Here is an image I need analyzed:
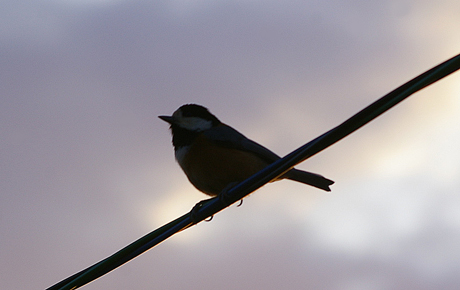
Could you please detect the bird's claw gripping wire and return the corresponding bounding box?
[218,182,240,205]
[190,198,214,223]
[190,182,243,223]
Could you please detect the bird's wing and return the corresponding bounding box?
[203,125,281,163]
[204,125,335,191]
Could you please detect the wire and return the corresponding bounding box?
[46,53,460,290]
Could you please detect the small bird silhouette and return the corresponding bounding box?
[159,104,334,196]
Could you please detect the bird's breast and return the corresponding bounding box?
[174,134,269,196]
[174,145,190,169]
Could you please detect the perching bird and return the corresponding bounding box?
[159,104,333,196]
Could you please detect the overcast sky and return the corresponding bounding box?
[2,1,460,289]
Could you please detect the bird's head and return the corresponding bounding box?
[159,104,221,132]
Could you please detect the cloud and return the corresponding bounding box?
[1,1,460,289]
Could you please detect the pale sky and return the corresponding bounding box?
[2,1,460,289]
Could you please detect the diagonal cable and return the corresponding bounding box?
[46,53,460,290]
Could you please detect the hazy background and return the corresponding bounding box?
[2,1,460,289]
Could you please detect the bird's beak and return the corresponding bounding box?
[158,115,175,124]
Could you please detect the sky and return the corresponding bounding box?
[1,0,460,289]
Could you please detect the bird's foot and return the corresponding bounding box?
[218,182,241,206]
[190,198,214,223]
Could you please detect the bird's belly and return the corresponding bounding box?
[178,141,269,196]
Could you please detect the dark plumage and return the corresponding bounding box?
[160,104,334,195]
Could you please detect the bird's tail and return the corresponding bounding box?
[282,169,334,192]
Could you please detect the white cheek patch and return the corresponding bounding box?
[180,117,213,131]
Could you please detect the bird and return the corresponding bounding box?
[159,104,334,196]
